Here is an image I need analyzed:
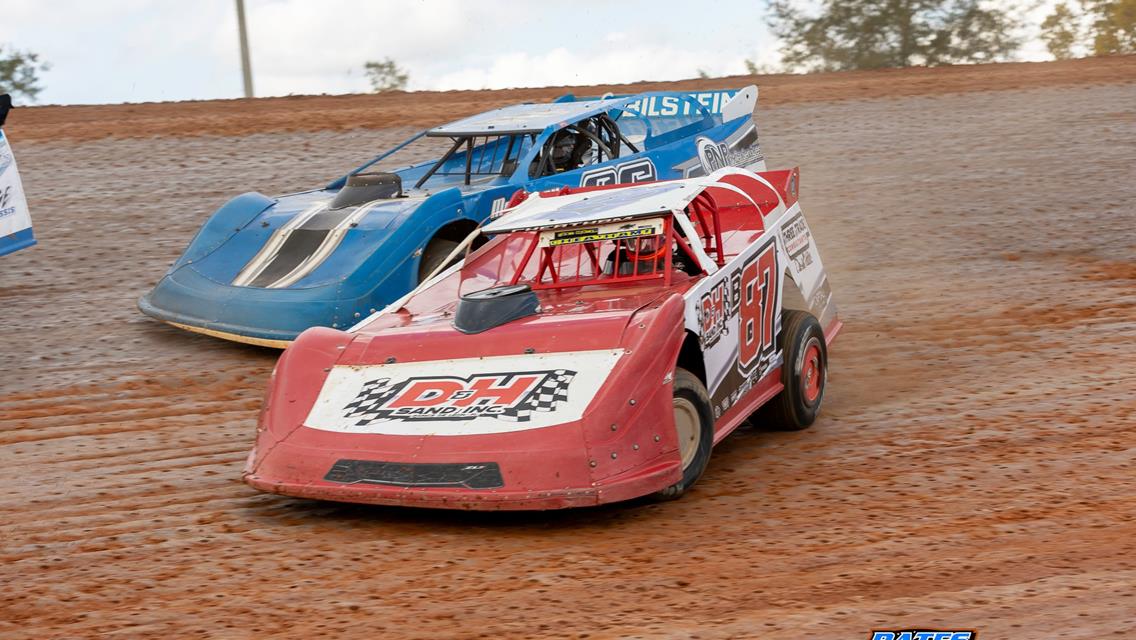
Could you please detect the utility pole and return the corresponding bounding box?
[236,0,254,98]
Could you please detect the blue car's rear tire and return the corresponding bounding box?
[418,238,459,283]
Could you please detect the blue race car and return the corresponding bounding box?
[139,86,766,346]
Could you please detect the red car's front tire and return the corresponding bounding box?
[654,367,714,500]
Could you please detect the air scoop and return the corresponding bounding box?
[453,284,540,334]
[331,171,402,209]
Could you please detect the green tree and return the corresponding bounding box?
[364,57,408,93]
[768,0,1023,72]
[744,58,781,74]
[1041,3,1082,59]
[0,44,49,102]
[1086,0,1136,54]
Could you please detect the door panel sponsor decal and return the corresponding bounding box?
[685,235,782,418]
[780,212,813,271]
[304,349,624,435]
[695,135,765,176]
[776,205,838,329]
[489,197,507,218]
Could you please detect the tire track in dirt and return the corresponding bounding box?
[0,63,1133,639]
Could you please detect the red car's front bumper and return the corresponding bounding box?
[243,461,678,510]
[243,298,689,510]
[242,436,681,510]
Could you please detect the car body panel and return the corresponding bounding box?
[141,87,767,344]
[243,167,840,509]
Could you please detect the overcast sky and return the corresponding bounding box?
[2,0,1055,106]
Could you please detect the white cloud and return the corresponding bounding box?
[427,39,773,91]
[232,0,532,96]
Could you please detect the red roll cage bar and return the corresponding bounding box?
[503,183,728,290]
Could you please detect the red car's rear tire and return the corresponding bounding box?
[654,367,714,500]
[753,309,827,431]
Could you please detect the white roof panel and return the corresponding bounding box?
[429,98,628,136]
[483,181,701,233]
[483,167,778,234]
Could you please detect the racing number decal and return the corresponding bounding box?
[580,158,657,187]
[738,243,777,369]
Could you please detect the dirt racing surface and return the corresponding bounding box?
[1,58,1134,638]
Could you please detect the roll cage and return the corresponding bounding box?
[500,184,729,290]
[527,114,640,178]
[328,90,727,192]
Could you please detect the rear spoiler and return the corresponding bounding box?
[759,167,800,207]
[0,94,11,128]
[554,86,757,122]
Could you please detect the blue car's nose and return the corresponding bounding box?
[139,265,345,344]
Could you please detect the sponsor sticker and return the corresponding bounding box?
[539,218,662,248]
[779,212,814,271]
[545,222,658,248]
[343,370,575,424]
[304,350,624,436]
[871,632,975,640]
[695,136,765,175]
[623,90,737,117]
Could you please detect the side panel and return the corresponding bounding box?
[771,205,839,332]
[675,119,765,179]
[683,228,785,421]
[0,130,34,257]
[682,201,839,422]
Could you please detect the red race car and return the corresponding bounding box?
[243,167,841,509]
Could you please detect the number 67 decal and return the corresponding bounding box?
[738,242,778,370]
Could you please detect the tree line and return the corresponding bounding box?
[2,2,1133,103]
[761,0,1133,73]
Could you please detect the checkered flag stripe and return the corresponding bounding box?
[498,369,575,422]
[343,378,401,426]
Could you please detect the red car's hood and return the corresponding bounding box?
[294,288,666,437]
[339,283,674,364]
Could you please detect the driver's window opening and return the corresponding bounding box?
[530,114,640,178]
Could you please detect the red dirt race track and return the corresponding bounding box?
[1,58,1134,639]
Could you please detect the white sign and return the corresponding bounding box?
[304,349,625,436]
[0,130,34,256]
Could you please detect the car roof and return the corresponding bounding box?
[427,96,633,137]
[483,181,706,233]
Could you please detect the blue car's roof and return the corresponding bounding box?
[427,96,632,136]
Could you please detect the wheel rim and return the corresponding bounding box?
[672,396,702,470]
[801,337,824,406]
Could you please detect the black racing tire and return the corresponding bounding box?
[753,309,828,431]
[417,238,460,283]
[654,367,715,500]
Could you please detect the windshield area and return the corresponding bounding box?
[347,132,535,191]
[416,133,535,187]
